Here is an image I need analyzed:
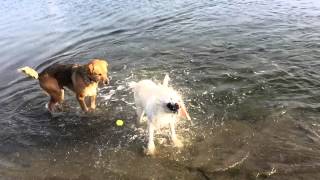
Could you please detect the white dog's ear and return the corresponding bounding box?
[163,74,170,87]
[178,102,191,121]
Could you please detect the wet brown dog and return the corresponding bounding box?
[19,59,109,112]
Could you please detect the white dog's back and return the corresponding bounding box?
[130,80,161,110]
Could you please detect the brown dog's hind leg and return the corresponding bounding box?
[48,96,59,112]
[39,75,64,112]
[60,89,64,102]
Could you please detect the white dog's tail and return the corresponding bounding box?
[163,74,170,87]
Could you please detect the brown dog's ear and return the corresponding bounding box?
[88,63,94,74]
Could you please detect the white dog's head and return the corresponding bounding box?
[157,85,191,120]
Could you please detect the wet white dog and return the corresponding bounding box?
[129,75,191,155]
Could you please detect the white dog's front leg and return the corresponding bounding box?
[146,123,156,155]
[136,107,145,125]
[138,110,145,124]
[170,122,183,148]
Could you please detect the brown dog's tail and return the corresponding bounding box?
[18,66,39,79]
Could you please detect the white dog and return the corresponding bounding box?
[129,75,191,155]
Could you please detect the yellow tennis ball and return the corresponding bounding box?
[116,119,124,126]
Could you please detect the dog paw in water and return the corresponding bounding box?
[87,108,96,113]
[144,143,156,156]
[46,103,63,113]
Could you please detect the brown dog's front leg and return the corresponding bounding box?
[90,95,96,111]
[76,93,88,112]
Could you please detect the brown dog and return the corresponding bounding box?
[18,59,109,112]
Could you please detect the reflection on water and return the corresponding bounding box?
[1,0,320,179]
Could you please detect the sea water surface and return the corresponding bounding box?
[1,0,320,179]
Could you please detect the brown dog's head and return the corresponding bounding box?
[87,59,109,85]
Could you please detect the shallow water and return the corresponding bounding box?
[1,0,320,179]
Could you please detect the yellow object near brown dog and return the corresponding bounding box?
[116,119,124,126]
